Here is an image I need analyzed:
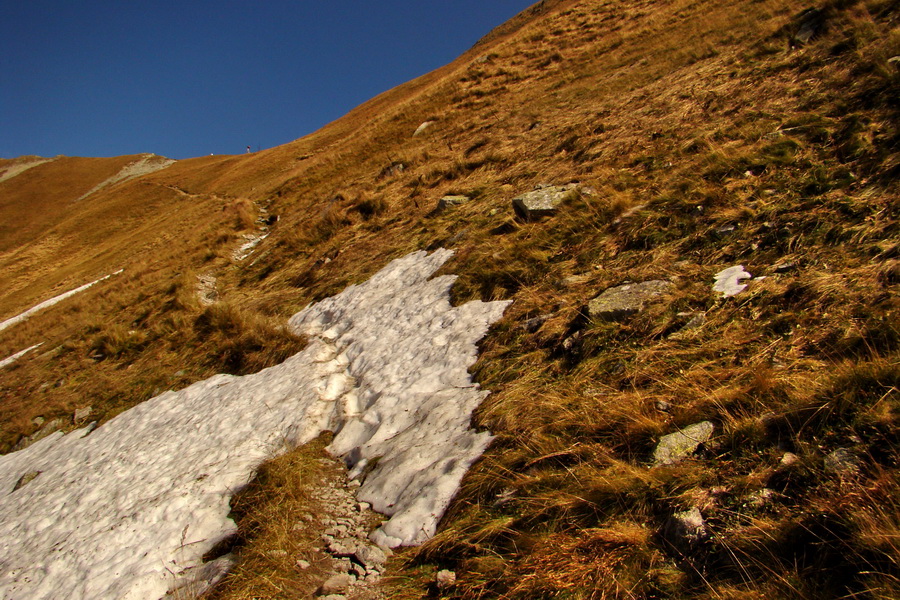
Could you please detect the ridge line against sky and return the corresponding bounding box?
[1,1,533,160]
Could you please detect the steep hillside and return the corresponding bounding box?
[1,0,898,598]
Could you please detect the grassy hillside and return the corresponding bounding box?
[2,0,898,597]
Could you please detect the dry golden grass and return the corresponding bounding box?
[2,0,899,597]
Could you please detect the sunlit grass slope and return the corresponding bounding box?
[2,0,899,597]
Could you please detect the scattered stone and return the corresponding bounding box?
[713,265,752,297]
[13,418,64,451]
[714,225,736,237]
[353,544,387,568]
[297,559,311,570]
[522,314,551,333]
[437,195,470,211]
[773,262,797,273]
[318,573,352,596]
[319,596,346,600]
[656,400,672,412]
[356,501,370,512]
[436,569,457,589]
[32,417,45,427]
[824,448,861,476]
[653,422,714,466]
[670,312,706,339]
[665,507,708,547]
[196,274,219,306]
[588,280,674,321]
[793,8,825,45]
[512,184,578,220]
[780,452,801,468]
[73,406,92,423]
[413,121,435,136]
[12,471,41,492]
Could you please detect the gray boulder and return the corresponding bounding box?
[653,421,714,466]
[588,280,674,321]
[512,185,578,220]
[317,573,352,596]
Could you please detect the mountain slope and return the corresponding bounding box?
[1,0,898,598]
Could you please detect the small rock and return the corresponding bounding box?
[713,265,752,297]
[773,262,797,273]
[297,559,311,570]
[793,8,825,45]
[588,280,674,321]
[354,544,388,567]
[824,448,861,476]
[436,569,457,589]
[73,406,92,423]
[656,400,672,412]
[413,121,435,136]
[437,195,470,211]
[669,312,706,339]
[653,422,715,466]
[522,314,551,333]
[319,596,346,600]
[666,507,708,546]
[12,471,41,492]
[512,185,578,221]
[780,452,801,467]
[32,417,45,427]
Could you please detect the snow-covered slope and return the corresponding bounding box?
[0,250,508,599]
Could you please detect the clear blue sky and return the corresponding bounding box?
[1,1,533,160]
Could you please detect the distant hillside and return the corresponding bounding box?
[1,0,897,598]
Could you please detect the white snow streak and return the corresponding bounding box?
[0,270,123,334]
[0,344,43,369]
[0,250,509,599]
[0,157,56,184]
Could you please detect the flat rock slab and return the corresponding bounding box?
[588,280,674,321]
[437,195,470,211]
[512,185,577,220]
[653,421,714,465]
[713,265,751,297]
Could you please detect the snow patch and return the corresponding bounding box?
[0,270,123,333]
[0,343,43,369]
[713,265,752,297]
[76,154,175,201]
[0,250,509,599]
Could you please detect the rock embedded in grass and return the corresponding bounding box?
[436,195,470,211]
[588,280,674,321]
[665,507,708,547]
[653,421,714,466]
[511,184,578,220]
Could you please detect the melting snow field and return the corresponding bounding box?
[0,250,509,599]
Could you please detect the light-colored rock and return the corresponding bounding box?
[297,559,311,570]
[653,421,714,466]
[588,280,674,321]
[437,195,470,211]
[436,569,457,589]
[318,573,352,596]
[512,185,577,220]
[73,407,92,423]
[353,544,387,567]
[713,265,752,297]
[779,452,801,467]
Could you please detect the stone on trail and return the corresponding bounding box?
[437,195,470,211]
[653,421,714,466]
[713,265,752,297]
[512,184,578,220]
[588,280,674,321]
[317,573,352,596]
